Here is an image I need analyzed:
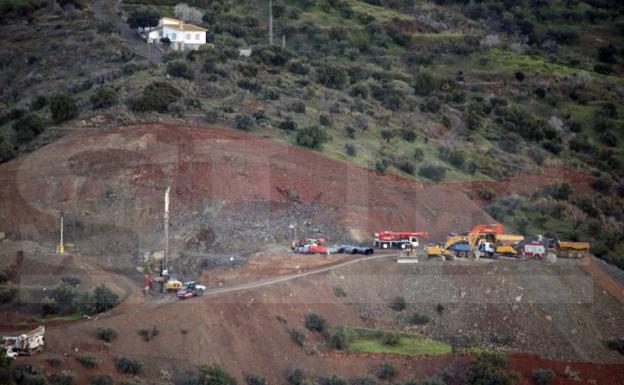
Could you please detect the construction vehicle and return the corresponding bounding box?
[2,326,45,358]
[292,239,329,254]
[552,240,591,258]
[517,236,590,259]
[474,234,525,258]
[163,274,183,292]
[373,231,428,249]
[425,224,505,259]
[176,282,206,299]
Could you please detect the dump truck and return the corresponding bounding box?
[292,239,329,254]
[554,240,591,258]
[3,326,45,358]
[517,236,590,259]
[373,231,428,249]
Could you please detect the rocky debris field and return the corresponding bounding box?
[331,258,624,363]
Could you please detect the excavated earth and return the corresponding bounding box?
[0,123,493,270]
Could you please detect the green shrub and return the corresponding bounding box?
[205,109,218,123]
[246,375,267,385]
[375,160,386,174]
[90,375,112,385]
[127,7,160,29]
[545,182,571,200]
[436,303,445,315]
[382,332,401,346]
[96,327,117,342]
[60,276,80,287]
[599,131,618,147]
[328,327,349,350]
[50,371,75,385]
[168,101,185,117]
[594,63,612,75]
[50,94,78,124]
[252,45,292,66]
[395,158,415,175]
[319,114,332,126]
[591,174,613,193]
[199,364,237,385]
[279,117,297,131]
[51,284,78,312]
[413,72,440,96]
[409,313,430,325]
[413,148,424,161]
[296,126,329,150]
[76,354,98,368]
[320,375,347,385]
[234,114,255,131]
[465,353,518,385]
[46,356,63,367]
[350,83,369,99]
[376,362,397,380]
[289,328,306,346]
[401,130,416,142]
[418,163,446,182]
[289,101,306,114]
[239,63,259,77]
[334,286,347,297]
[345,144,357,157]
[30,95,48,111]
[287,60,310,75]
[93,285,118,314]
[317,64,348,89]
[304,313,326,332]
[287,369,305,385]
[478,188,496,201]
[138,326,160,342]
[532,369,555,385]
[605,338,624,355]
[13,113,44,143]
[115,357,142,375]
[90,87,117,109]
[389,296,406,311]
[128,81,182,113]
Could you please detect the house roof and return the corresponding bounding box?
[160,16,208,32]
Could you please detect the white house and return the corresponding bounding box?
[147,17,208,51]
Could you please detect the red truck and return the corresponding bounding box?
[292,239,329,254]
[373,231,428,249]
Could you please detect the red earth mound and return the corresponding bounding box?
[0,124,493,259]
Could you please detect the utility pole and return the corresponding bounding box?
[57,212,64,254]
[163,186,170,273]
[268,0,274,45]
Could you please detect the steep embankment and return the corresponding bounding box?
[0,123,492,263]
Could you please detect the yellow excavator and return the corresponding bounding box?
[425,224,524,259]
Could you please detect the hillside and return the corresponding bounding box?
[1,0,624,268]
[1,2,624,384]
[0,123,492,268]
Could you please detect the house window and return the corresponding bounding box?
[195,33,200,40]
[186,33,191,41]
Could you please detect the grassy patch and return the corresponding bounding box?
[346,328,452,356]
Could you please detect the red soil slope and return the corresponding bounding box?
[0,124,493,258]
